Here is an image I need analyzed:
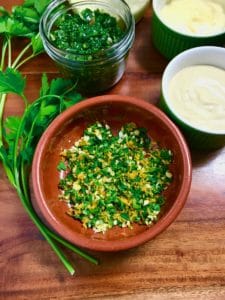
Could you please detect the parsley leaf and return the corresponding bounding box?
[2,116,22,165]
[0,6,9,16]
[62,91,84,109]
[23,0,36,8]
[4,116,21,135]
[48,78,84,108]
[32,33,44,55]
[39,75,83,108]
[49,78,75,96]
[39,73,50,97]
[34,0,51,15]
[57,161,67,171]
[0,68,26,96]
[0,17,32,37]
[3,74,83,165]
[12,6,39,24]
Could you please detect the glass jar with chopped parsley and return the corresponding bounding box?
[40,0,135,94]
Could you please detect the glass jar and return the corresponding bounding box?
[40,0,135,95]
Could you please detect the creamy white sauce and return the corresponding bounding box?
[168,65,225,132]
[159,0,225,36]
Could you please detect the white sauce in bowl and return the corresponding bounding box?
[159,0,225,36]
[169,65,225,132]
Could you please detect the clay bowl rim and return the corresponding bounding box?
[31,95,192,252]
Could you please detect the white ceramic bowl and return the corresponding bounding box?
[160,46,225,150]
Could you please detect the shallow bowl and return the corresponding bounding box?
[31,95,192,251]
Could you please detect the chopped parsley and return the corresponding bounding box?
[58,122,173,233]
[51,8,124,60]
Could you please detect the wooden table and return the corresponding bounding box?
[1,1,225,299]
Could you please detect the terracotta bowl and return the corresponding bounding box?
[31,95,192,252]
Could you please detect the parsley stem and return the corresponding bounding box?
[14,53,37,70]
[17,104,99,266]
[0,93,7,147]
[16,156,76,274]
[12,115,24,183]
[0,39,8,71]
[36,94,61,101]
[15,182,76,275]
[1,93,75,275]
[11,42,32,69]
[20,162,98,266]
[46,229,99,265]
[21,93,28,107]
[0,151,16,187]
[7,37,12,68]
[0,94,16,188]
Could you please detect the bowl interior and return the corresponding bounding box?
[32,96,191,251]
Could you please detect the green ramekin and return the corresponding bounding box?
[152,0,225,60]
[160,46,225,150]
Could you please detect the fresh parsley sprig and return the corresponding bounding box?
[0,0,98,275]
[0,72,98,275]
[0,0,50,144]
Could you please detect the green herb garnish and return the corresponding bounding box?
[58,122,173,233]
[0,0,98,275]
[51,8,124,60]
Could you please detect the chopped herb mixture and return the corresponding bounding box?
[51,8,124,60]
[58,122,173,233]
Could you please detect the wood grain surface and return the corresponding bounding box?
[1,1,225,299]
